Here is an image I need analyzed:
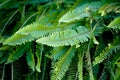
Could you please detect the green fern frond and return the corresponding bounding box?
[35,44,44,72]
[59,1,101,23]
[107,17,120,29]
[51,46,76,80]
[3,34,34,46]
[99,2,120,16]
[6,43,31,64]
[3,21,79,46]
[50,47,69,61]
[36,26,90,47]
[65,56,78,80]
[93,37,120,66]
[26,49,35,71]
[37,10,60,26]
[78,52,84,80]
[3,23,57,45]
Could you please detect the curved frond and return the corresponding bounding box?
[35,44,44,72]
[107,17,120,29]
[50,47,69,61]
[51,46,76,80]
[99,2,120,16]
[36,26,90,47]
[59,1,101,23]
[3,34,34,46]
[6,43,31,64]
[3,23,56,45]
[93,37,120,66]
[26,49,35,71]
[3,21,79,46]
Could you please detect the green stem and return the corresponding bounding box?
[78,52,84,80]
[0,10,19,35]
[1,64,5,80]
[0,0,10,8]
[20,12,37,28]
[11,63,14,80]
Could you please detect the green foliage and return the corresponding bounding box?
[93,36,120,66]
[107,17,120,29]
[35,44,44,72]
[59,1,101,23]
[26,49,35,71]
[36,26,90,47]
[6,43,31,64]
[0,0,120,80]
[51,46,76,80]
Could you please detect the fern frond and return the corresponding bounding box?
[6,43,31,64]
[3,23,57,45]
[35,44,44,72]
[26,49,35,71]
[59,1,101,23]
[3,21,80,46]
[65,55,78,80]
[99,2,120,16]
[50,47,69,61]
[37,10,59,26]
[107,17,120,29]
[78,52,84,80]
[51,46,76,80]
[36,26,90,47]
[93,37,120,66]
[3,34,34,46]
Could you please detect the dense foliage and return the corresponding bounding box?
[0,0,120,80]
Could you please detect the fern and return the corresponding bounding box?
[64,56,78,80]
[36,26,90,47]
[6,43,31,64]
[3,23,55,45]
[99,2,120,16]
[50,47,69,61]
[51,46,76,80]
[26,49,35,71]
[3,34,34,46]
[78,51,84,80]
[3,21,79,46]
[93,37,120,66]
[77,44,88,80]
[37,10,60,26]
[35,44,44,72]
[59,1,101,23]
[107,17,120,29]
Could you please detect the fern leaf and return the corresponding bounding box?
[99,2,120,16]
[107,17,120,29]
[93,37,120,66]
[36,26,90,47]
[3,34,34,46]
[51,46,76,80]
[3,21,79,46]
[26,49,35,71]
[35,44,44,72]
[6,43,31,64]
[50,47,69,61]
[78,52,84,80]
[65,56,78,80]
[59,1,101,23]
[37,10,59,26]
[3,23,55,45]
